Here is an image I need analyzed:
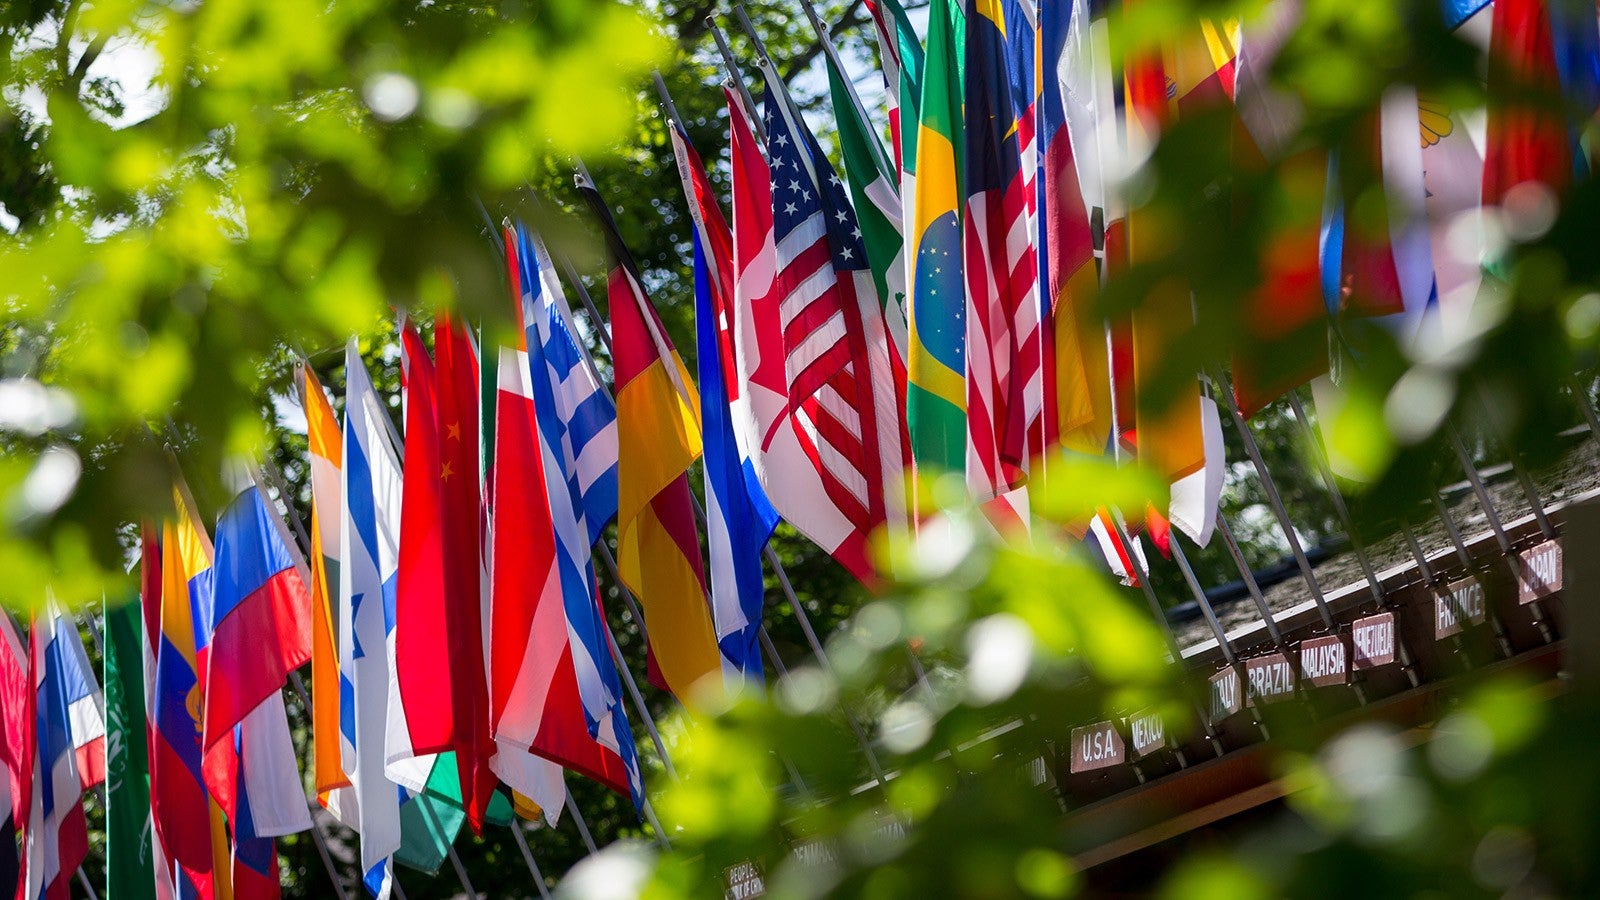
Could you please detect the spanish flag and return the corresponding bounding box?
[579,175,722,703]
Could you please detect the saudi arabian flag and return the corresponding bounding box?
[907,0,967,475]
[821,33,910,363]
[104,595,156,900]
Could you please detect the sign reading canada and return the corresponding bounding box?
[1299,635,1348,687]
[1351,613,1396,669]
[1245,653,1296,705]
[1209,668,1241,723]
[1516,541,1561,604]
[1070,721,1124,773]
[1128,709,1166,758]
[1435,578,1486,639]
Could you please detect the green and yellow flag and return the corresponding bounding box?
[907,0,967,479]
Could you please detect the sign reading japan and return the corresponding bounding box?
[1436,578,1486,639]
[1351,613,1396,669]
[1070,721,1125,773]
[1210,668,1241,723]
[1516,541,1561,604]
[1129,710,1166,758]
[1299,635,1347,686]
[1245,653,1296,705]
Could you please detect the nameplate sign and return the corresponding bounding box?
[1516,541,1561,604]
[1069,721,1125,773]
[1245,653,1296,705]
[1299,635,1348,687]
[725,862,766,899]
[1435,578,1486,639]
[1351,613,1396,669]
[1129,709,1166,758]
[1209,668,1242,723]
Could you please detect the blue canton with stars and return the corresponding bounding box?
[761,82,870,274]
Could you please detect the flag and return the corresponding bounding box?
[392,324,453,791]
[298,364,352,818]
[1038,0,1111,458]
[1482,0,1572,206]
[866,0,925,180]
[964,0,1042,505]
[1229,1,1333,417]
[199,483,313,839]
[340,340,465,898]
[1122,8,1206,529]
[578,173,722,702]
[693,228,779,684]
[433,314,496,833]
[151,489,223,898]
[0,613,23,899]
[907,0,968,478]
[820,18,913,366]
[754,64,907,578]
[105,590,158,900]
[25,599,104,900]
[666,120,780,684]
[499,224,643,807]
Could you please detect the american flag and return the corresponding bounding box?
[759,66,904,561]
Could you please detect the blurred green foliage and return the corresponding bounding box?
[6,0,1600,896]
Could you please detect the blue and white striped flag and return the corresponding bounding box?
[692,229,778,685]
[516,226,643,806]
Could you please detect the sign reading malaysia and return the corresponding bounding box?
[1070,721,1125,773]
[1435,578,1486,639]
[1245,653,1296,705]
[1299,635,1347,687]
[1516,541,1561,604]
[1209,668,1241,723]
[1129,710,1166,758]
[1351,613,1396,669]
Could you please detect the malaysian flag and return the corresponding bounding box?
[965,0,1043,508]
[755,62,906,580]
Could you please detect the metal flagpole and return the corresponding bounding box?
[707,19,765,142]
[76,868,100,900]
[1426,484,1516,658]
[1210,373,1338,631]
[1167,538,1273,737]
[509,822,555,900]
[538,185,892,793]
[1443,423,1556,643]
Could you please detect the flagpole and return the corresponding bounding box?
[509,822,556,900]
[1443,423,1557,644]
[75,868,99,900]
[538,189,892,794]
[707,19,765,142]
[1285,388,1427,688]
[795,0,896,177]
[1210,373,1339,632]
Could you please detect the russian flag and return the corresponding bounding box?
[200,484,314,830]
